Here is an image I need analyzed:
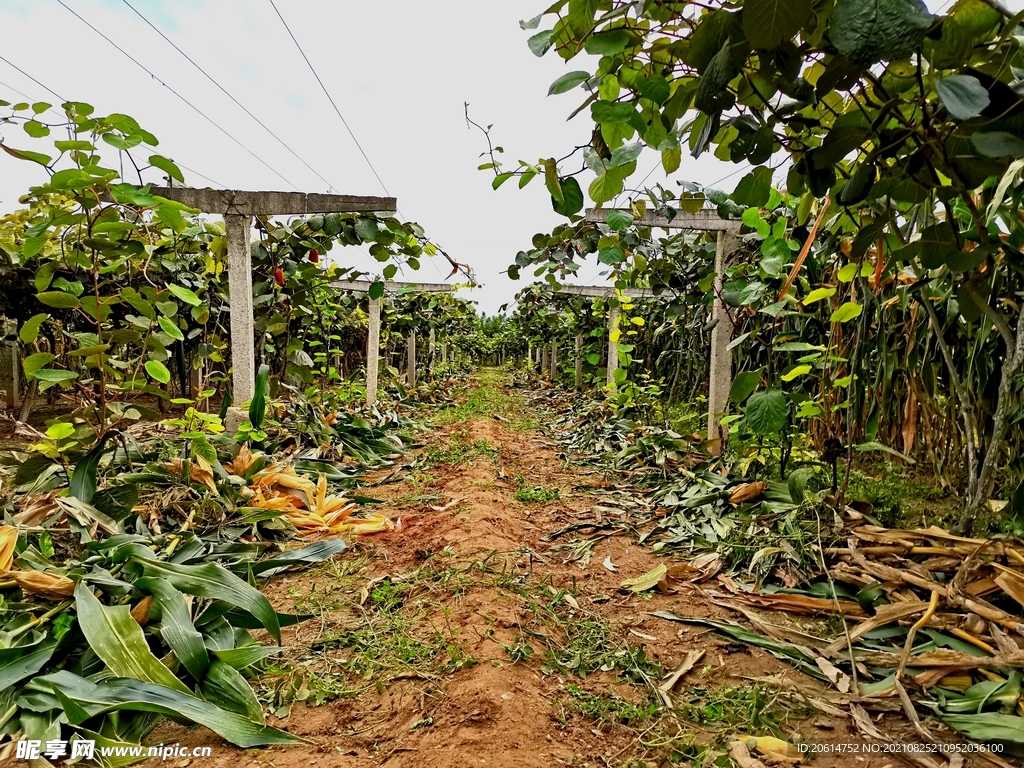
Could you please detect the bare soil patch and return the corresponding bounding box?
[142,389,894,768]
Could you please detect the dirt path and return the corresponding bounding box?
[146,373,877,768]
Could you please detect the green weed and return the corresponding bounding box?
[564,685,657,725]
[514,486,560,503]
[675,682,807,733]
[431,369,539,430]
[423,429,499,465]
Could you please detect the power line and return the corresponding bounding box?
[2,55,227,189]
[119,0,338,193]
[267,0,392,198]
[0,76,65,122]
[0,54,64,102]
[172,161,226,189]
[264,0,452,282]
[266,0,457,283]
[54,0,301,191]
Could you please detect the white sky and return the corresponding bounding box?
[0,0,1018,313]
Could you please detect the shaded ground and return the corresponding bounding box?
[143,373,915,768]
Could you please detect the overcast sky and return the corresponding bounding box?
[0,0,1016,313]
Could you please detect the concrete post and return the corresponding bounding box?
[549,341,558,381]
[540,343,549,379]
[575,335,583,389]
[407,331,416,388]
[428,327,436,370]
[225,213,254,431]
[366,297,381,406]
[607,303,620,390]
[708,230,740,445]
[442,342,449,365]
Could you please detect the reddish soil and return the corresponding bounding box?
[139,409,939,768]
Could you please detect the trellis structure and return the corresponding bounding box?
[146,187,395,427]
[573,208,741,442]
[328,280,455,405]
[553,285,654,389]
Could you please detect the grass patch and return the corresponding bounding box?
[674,682,804,732]
[563,685,658,725]
[315,577,476,682]
[423,428,499,465]
[514,485,561,504]
[846,463,946,527]
[431,368,539,430]
[501,587,662,684]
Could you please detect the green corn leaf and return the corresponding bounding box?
[941,712,1024,746]
[133,558,281,644]
[74,582,191,693]
[248,539,347,577]
[200,660,264,723]
[0,634,56,691]
[249,364,270,429]
[211,645,284,670]
[35,671,302,747]
[68,431,121,504]
[136,576,210,681]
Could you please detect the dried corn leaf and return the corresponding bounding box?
[0,525,15,574]
[994,572,1024,610]
[165,459,218,495]
[824,601,931,655]
[858,648,1024,669]
[728,740,768,768]
[224,444,256,476]
[728,481,767,505]
[11,570,76,600]
[721,590,866,617]
[14,491,61,527]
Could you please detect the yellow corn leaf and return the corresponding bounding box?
[224,444,256,476]
[341,514,394,535]
[0,525,16,574]
[737,735,803,764]
[131,595,153,625]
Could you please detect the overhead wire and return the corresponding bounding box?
[1,54,228,190]
[267,0,457,282]
[118,0,339,194]
[54,0,301,191]
[0,54,64,103]
[266,0,392,199]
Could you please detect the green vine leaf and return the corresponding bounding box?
[745,388,789,435]
[936,74,991,120]
[548,71,591,95]
[830,0,934,66]
[742,0,813,50]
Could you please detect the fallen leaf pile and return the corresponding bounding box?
[248,464,393,536]
[645,517,1024,766]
